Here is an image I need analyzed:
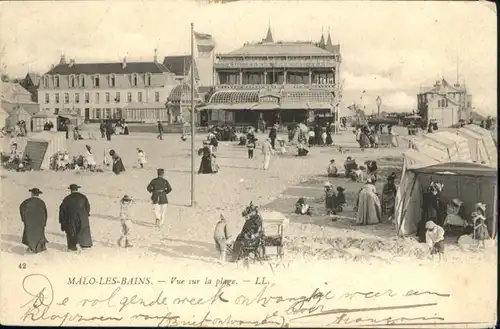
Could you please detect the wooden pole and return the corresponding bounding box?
[190,22,196,207]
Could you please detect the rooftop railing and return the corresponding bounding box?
[214,83,336,90]
[214,59,337,69]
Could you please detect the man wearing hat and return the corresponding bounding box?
[19,188,48,253]
[147,168,173,227]
[268,123,278,150]
[417,180,444,242]
[59,184,92,251]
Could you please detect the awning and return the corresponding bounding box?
[252,103,280,111]
[307,102,333,110]
[225,103,258,110]
[280,102,309,110]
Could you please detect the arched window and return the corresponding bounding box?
[94,74,100,87]
[109,74,116,87]
[80,75,85,88]
[133,74,138,87]
[70,75,75,88]
[55,75,60,88]
[145,73,152,86]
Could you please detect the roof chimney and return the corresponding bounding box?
[69,59,75,67]
[122,57,127,69]
[154,49,158,63]
[59,54,67,65]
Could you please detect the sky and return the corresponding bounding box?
[0,0,496,114]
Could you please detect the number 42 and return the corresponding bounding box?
[18,263,26,269]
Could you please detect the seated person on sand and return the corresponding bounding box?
[326,159,339,177]
[229,202,264,262]
[295,197,313,216]
[277,138,287,155]
[297,143,309,157]
[214,214,234,262]
[443,198,468,232]
[425,221,445,261]
[344,156,358,178]
[351,165,368,182]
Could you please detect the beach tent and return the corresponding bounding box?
[458,124,497,166]
[456,126,492,166]
[422,132,460,161]
[432,131,472,162]
[6,106,32,128]
[0,107,8,128]
[22,131,67,170]
[394,158,497,239]
[407,136,451,162]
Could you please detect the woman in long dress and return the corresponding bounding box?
[230,203,263,262]
[381,173,397,218]
[198,141,217,174]
[109,149,125,175]
[356,180,382,225]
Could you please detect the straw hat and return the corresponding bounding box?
[475,202,486,212]
[451,198,463,207]
[324,181,333,187]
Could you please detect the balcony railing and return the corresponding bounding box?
[214,59,337,69]
[214,83,336,90]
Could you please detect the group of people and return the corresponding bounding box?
[99,119,129,141]
[20,167,173,254]
[355,125,380,148]
[1,142,32,171]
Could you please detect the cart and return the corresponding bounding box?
[259,210,289,259]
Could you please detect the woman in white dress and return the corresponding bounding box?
[84,145,97,170]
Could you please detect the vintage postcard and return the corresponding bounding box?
[0,0,497,327]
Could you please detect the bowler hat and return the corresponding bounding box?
[68,184,81,190]
[29,187,43,195]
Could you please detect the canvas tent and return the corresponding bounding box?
[421,131,471,162]
[394,157,497,239]
[408,136,451,162]
[7,106,32,128]
[0,107,8,128]
[457,124,497,166]
[456,126,493,166]
[22,131,67,170]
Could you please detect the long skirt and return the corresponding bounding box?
[198,156,213,174]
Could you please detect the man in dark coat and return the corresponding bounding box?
[105,120,113,141]
[147,168,173,227]
[20,188,48,253]
[157,121,164,140]
[268,124,277,150]
[59,184,92,251]
[99,120,106,138]
[109,149,125,175]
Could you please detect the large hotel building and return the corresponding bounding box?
[200,27,342,125]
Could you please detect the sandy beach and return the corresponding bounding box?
[0,128,496,326]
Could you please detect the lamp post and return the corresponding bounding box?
[376,96,382,118]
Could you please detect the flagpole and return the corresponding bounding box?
[190,22,196,207]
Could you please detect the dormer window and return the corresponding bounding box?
[109,74,116,87]
[145,73,152,86]
[55,75,60,88]
[94,74,100,87]
[70,75,75,88]
[43,76,49,88]
[132,74,138,87]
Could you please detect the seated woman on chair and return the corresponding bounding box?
[229,202,264,262]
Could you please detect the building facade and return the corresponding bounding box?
[417,78,472,127]
[201,27,342,126]
[37,55,179,123]
[21,72,41,103]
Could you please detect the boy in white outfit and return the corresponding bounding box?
[118,195,134,248]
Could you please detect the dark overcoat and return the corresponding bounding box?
[59,192,92,247]
[20,197,48,253]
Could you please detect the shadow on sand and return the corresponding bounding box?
[1,233,68,255]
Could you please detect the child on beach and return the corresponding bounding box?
[214,214,233,262]
[118,195,134,248]
[246,138,256,159]
[137,148,147,168]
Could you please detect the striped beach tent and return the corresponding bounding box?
[422,132,462,161]
[459,124,497,166]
